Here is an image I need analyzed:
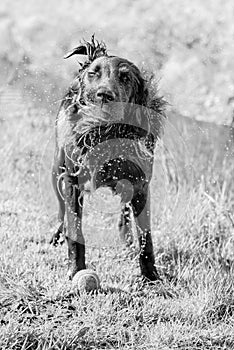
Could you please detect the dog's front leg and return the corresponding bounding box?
[132,186,160,281]
[50,148,65,246]
[64,172,86,279]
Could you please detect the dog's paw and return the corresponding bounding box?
[141,263,162,282]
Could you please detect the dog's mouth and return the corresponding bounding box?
[83,99,123,119]
[99,101,116,115]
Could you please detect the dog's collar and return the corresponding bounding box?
[75,123,156,155]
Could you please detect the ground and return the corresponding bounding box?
[1,1,234,349]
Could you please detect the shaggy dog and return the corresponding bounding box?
[51,36,166,281]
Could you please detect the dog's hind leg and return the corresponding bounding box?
[50,148,66,246]
[131,186,160,281]
[118,203,133,245]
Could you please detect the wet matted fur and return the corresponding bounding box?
[51,35,166,281]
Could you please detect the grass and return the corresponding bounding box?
[0,93,234,349]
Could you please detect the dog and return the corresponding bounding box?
[51,36,166,281]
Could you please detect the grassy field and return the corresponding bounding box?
[1,93,234,349]
[1,0,234,349]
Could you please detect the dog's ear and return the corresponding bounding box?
[128,66,148,106]
[64,45,88,59]
[64,36,107,61]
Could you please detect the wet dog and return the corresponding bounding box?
[51,36,166,281]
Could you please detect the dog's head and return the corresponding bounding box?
[81,56,146,106]
[65,36,148,122]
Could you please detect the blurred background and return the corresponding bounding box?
[1,0,234,124]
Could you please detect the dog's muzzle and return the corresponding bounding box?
[96,88,115,103]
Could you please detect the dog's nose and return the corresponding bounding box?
[96,88,115,103]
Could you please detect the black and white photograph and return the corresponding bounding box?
[0,0,234,348]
